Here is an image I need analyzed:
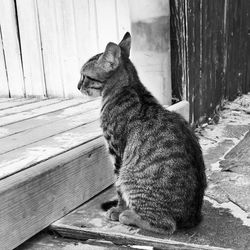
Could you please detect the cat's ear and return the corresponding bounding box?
[98,42,121,72]
[119,32,131,57]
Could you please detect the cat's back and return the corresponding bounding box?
[126,101,199,155]
[123,103,206,188]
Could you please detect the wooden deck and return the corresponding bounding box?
[50,187,229,250]
[0,98,190,249]
[0,97,114,250]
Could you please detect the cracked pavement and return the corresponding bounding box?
[195,93,250,249]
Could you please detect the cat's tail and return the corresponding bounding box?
[101,199,118,211]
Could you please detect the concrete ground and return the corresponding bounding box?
[197,93,250,249]
[199,93,250,215]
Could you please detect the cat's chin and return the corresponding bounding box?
[80,88,101,98]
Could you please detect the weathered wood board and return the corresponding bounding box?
[0,98,39,110]
[51,186,250,250]
[0,0,24,96]
[0,98,89,126]
[0,0,133,98]
[0,99,100,139]
[0,98,62,116]
[16,231,143,250]
[0,98,114,250]
[15,0,46,97]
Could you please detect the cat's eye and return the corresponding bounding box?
[86,76,103,83]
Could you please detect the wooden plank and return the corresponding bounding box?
[181,0,250,124]
[51,187,228,250]
[0,26,9,97]
[0,0,24,96]
[0,98,15,103]
[0,137,113,250]
[247,0,250,93]
[165,100,189,122]
[0,98,38,110]
[0,119,102,179]
[0,98,84,126]
[73,0,98,67]
[17,231,138,250]
[170,0,186,102]
[115,0,131,39]
[0,99,101,139]
[95,0,119,50]
[53,0,81,98]
[0,108,99,155]
[0,98,62,117]
[15,0,46,97]
[87,0,99,52]
[36,0,64,97]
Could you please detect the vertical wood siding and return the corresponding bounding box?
[0,0,25,97]
[0,0,131,98]
[171,0,250,125]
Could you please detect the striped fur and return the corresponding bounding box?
[78,32,207,234]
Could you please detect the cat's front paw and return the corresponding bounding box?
[106,207,123,221]
[119,210,138,226]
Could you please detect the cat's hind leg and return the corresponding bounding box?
[119,209,176,235]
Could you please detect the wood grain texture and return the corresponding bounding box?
[171,0,250,125]
[0,109,99,155]
[51,187,228,250]
[0,98,83,126]
[0,99,101,139]
[0,0,134,98]
[0,119,102,180]
[115,0,131,39]
[95,0,119,50]
[0,0,24,96]
[54,0,80,98]
[17,231,139,250]
[0,98,61,117]
[73,0,98,67]
[0,98,38,110]
[15,0,46,97]
[0,138,114,250]
[36,0,64,97]
[0,26,9,97]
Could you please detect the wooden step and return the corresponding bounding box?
[50,185,250,250]
[0,98,114,250]
[0,98,191,249]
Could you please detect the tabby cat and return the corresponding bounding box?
[77,32,207,234]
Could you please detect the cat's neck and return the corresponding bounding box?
[102,60,146,99]
[101,61,160,116]
[102,64,129,97]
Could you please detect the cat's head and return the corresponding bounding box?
[77,32,131,97]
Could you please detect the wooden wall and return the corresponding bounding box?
[0,0,172,105]
[171,0,250,125]
[0,0,130,98]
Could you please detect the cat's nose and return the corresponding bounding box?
[77,81,82,90]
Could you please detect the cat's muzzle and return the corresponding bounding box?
[77,80,83,91]
[77,81,87,95]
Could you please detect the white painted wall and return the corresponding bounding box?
[128,0,171,105]
[0,0,171,103]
